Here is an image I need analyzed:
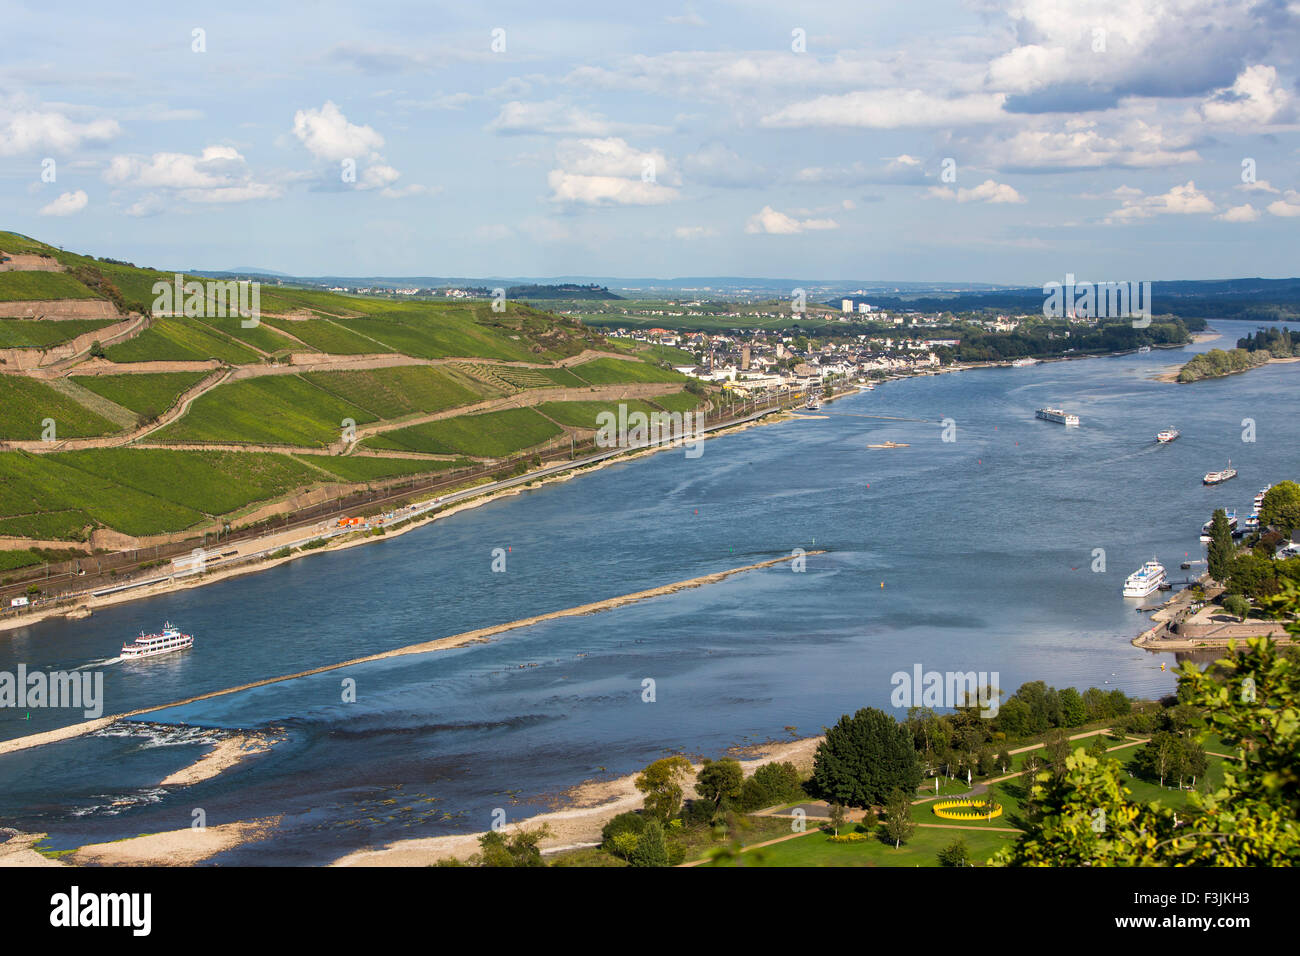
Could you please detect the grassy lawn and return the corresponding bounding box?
[153,375,377,446]
[715,821,1016,867]
[364,407,562,458]
[0,374,118,439]
[71,370,208,418]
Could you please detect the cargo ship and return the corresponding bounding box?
[1035,407,1080,426]
[121,622,194,660]
[1203,461,1238,485]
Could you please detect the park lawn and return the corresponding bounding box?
[303,365,484,420]
[535,399,664,429]
[1120,753,1227,810]
[104,318,260,364]
[0,319,115,349]
[0,374,118,439]
[363,407,562,458]
[152,375,376,447]
[569,357,686,384]
[70,371,209,417]
[297,454,469,482]
[0,270,99,301]
[717,822,1016,867]
[651,390,707,414]
[262,316,389,354]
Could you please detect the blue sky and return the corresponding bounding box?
[2,0,1298,282]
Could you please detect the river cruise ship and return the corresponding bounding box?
[1123,560,1167,597]
[121,622,194,660]
[1035,407,1079,426]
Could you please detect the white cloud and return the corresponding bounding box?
[39,189,88,216]
[987,121,1200,170]
[547,138,681,206]
[926,179,1026,204]
[795,155,930,186]
[104,145,283,205]
[1215,203,1260,222]
[0,109,119,156]
[1266,191,1300,217]
[292,101,384,162]
[744,206,839,234]
[487,100,664,137]
[1106,181,1216,222]
[674,225,717,239]
[761,90,1006,129]
[1198,65,1294,126]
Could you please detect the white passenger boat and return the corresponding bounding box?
[121,622,194,659]
[1035,407,1079,426]
[1123,559,1166,597]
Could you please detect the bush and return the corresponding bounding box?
[938,838,970,867]
[1222,593,1251,620]
[600,811,646,856]
[628,820,669,867]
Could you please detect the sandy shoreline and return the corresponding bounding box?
[331,735,823,866]
[159,731,279,787]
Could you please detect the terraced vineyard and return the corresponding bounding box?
[0,230,716,547]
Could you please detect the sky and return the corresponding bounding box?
[1,0,1298,284]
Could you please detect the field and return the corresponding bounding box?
[535,398,664,429]
[0,319,116,349]
[70,371,209,418]
[0,375,118,439]
[263,317,390,354]
[152,375,377,447]
[192,315,300,354]
[0,271,99,301]
[302,366,485,420]
[299,454,469,482]
[363,407,562,458]
[716,821,1017,867]
[649,390,706,414]
[104,319,260,364]
[336,314,540,363]
[568,357,686,384]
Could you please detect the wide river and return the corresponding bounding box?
[1,319,1295,863]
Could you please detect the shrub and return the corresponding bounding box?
[938,839,970,867]
[600,811,646,855]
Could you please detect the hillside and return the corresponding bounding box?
[0,231,706,562]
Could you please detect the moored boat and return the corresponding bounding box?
[1123,559,1166,597]
[1200,509,1238,541]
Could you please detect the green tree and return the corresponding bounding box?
[628,820,669,867]
[882,789,916,849]
[1207,508,1235,582]
[1222,593,1251,620]
[1260,480,1300,534]
[812,707,923,808]
[997,749,1012,774]
[827,802,847,837]
[471,824,551,867]
[1058,687,1087,727]
[938,838,970,867]
[695,758,744,815]
[634,756,693,824]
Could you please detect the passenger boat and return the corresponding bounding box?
[1011,357,1037,367]
[1156,428,1180,443]
[1203,461,1238,485]
[121,622,194,659]
[1035,407,1079,426]
[1123,559,1166,597]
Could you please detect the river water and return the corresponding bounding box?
[1,320,1295,863]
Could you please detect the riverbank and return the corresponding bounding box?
[330,735,823,866]
[0,405,797,636]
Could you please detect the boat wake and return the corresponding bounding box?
[73,656,121,669]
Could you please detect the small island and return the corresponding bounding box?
[1175,327,1300,382]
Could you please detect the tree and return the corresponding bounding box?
[634,756,693,824]
[740,760,803,810]
[995,597,1300,865]
[993,696,1033,739]
[997,749,1012,774]
[1043,729,1072,782]
[882,789,916,849]
[811,707,922,808]
[695,758,744,815]
[1058,687,1086,727]
[938,838,970,867]
[1207,508,1235,582]
[1260,480,1300,534]
[827,802,847,837]
[628,820,669,867]
[1222,593,1251,621]
[471,824,551,867]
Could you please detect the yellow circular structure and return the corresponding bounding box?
[932,798,1003,820]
